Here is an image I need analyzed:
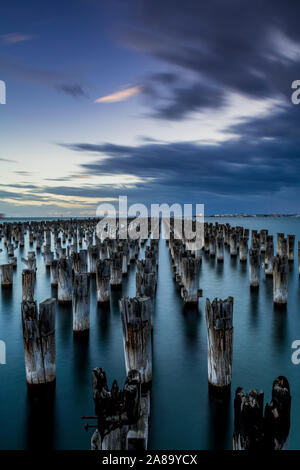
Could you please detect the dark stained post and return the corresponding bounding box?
[73,273,90,334]
[119,296,152,387]
[89,368,149,450]
[0,264,13,286]
[233,388,264,450]
[22,269,35,301]
[287,235,295,263]
[249,248,260,289]
[216,233,224,262]
[205,297,233,395]
[233,376,291,450]
[273,255,288,305]
[264,376,291,450]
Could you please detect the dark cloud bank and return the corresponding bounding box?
[56,1,300,213]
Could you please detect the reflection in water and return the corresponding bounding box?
[181,304,200,347]
[272,304,288,353]
[57,302,72,345]
[26,384,55,450]
[248,287,259,328]
[96,303,111,342]
[216,261,224,278]
[73,334,91,386]
[206,389,231,450]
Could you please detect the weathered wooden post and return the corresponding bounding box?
[277,233,287,257]
[216,234,224,262]
[58,257,72,303]
[273,255,288,305]
[287,235,295,263]
[0,264,13,286]
[119,296,152,387]
[21,298,56,386]
[136,260,157,303]
[239,236,248,262]
[264,235,274,277]
[44,249,54,268]
[249,248,260,289]
[259,230,268,252]
[22,269,35,301]
[209,235,216,257]
[73,249,88,274]
[110,252,123,288]
[181,256,202,304]
[205,297,233,395]
[88,245,99,274]
[73,273,90,334]
[96,259,111,304]
[229,232,237,256]
[50,259,58,286]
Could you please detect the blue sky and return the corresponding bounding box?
[0,0,300,216]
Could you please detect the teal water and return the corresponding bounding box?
[0,216,299,449]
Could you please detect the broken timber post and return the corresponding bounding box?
[239,236,248,262]
[233,388,264,449]
[58,257,72,303]
[96,259,111,304]
[216,234,224,262]
[249,248,260,289]
[89,368,149,450]
[229,232,237,256]
[22,269,35,302]
[264,376,291,450]
[21,298,56,386]
[73,273,90,334]
[273,255,288,306]
[233,376,291,450]
[205,297,233,395]
[181,256,202,304]
[119,296,152,388]
[0,264,13,286]
[50,259,58,286]
[287,235,295,263]
[110,252,122,288]
[264,235,274,277]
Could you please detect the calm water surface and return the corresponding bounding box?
[0,216,300,449]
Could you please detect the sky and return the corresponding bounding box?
[0,0,300,216]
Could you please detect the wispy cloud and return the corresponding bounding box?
[95,85,143,103]
[0,33,34,44]
[0,158,18,163]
